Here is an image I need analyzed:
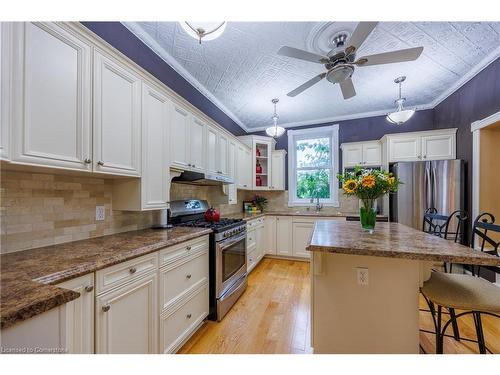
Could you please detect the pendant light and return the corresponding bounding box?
[265,98,285,138]
[180,22,226,44]
[386,76,415,125]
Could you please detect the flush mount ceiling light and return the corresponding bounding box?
[180,22,226,44]
[265,98,285,138]
[386,76,416,125]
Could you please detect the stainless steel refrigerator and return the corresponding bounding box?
[389,160,465,230]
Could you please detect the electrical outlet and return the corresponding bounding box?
[95,206,105,221]
[357,267,369,286]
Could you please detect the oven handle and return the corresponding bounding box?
[218,231,247,250]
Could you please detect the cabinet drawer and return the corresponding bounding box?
[159,249,208,312]
[159,284,209,353]
[247,246,257,272]
[246,229,257,248]
[246,218,264,229]
[159,236,209,267]
[96,253,157,295]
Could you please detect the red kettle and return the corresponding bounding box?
[204,206,220,222]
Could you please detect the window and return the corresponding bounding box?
[288,125,339,207]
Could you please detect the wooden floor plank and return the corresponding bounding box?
[179,258,499,354]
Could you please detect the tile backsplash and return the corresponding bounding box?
[1,170,359,254]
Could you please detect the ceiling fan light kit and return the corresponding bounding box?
[277,22,424,101]
[386,76,416,125]
[180,22,226,44]
[265,98,286,138]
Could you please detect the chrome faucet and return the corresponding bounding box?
[310,189,323,212]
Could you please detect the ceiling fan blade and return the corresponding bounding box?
[339,78,356,99]
[278,46,329,64]
[356,47,424,67]
[287,73,326,97]
[346,22,378,52]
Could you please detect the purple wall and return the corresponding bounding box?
[81,22,246,136]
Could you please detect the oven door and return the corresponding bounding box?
[216,231,247,298]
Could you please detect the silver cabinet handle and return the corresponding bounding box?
[129,267,137,274]
[192,164,196,168]
[84,158,91,164]
[84,285,94,293]
[186,274,192,279]
[186,313,192,319]
[97,161,104,166]
[186,246,192,251]
[102,305,111,312]
[423,155,427,159]
[188,163,192,167]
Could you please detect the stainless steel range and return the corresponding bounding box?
[169,200,247,321]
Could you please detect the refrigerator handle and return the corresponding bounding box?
[425,164,433,210]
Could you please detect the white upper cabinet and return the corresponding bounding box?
[236,143,251,189]
[170,102,190,170]
[1,22,12,161]
[11,22,92,170]
[205,124,229,176]
[386,129,456,162]
[189,116,206,172]
[226,139,237,204]
[388,135,421,162]
[271,150,286,190]
[421,133,456,160]
[93,50,142,176]
[140,84,170,209]
[219,132,229,176]
[206,124,218,175]
[341,141,381,169]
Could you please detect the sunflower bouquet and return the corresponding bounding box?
[337,167,401,231]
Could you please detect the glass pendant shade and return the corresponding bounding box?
[265,125,286,138]
[386,77,415,125]
[180,22,226,42]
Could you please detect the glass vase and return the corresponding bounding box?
[359,199,377,233]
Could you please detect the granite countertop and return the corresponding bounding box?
[227,211,388,221]
[0,227,211,330]
[307,221,500,266]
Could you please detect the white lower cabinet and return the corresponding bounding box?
[160,283,209,353]
[264,216,277,255]
[246,218,265,273]
[57,273,95,354]
[292,221,313,259]
[276,216,293,257]
[95,272,158,354]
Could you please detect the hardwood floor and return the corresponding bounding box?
[179,258,499,354]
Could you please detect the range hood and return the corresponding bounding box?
[171,170,233,186]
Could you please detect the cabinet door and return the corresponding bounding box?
[226,140,237,204]
[276,216,292,256]
[206,125,218,175]
[244,148,252,188]
[141,84,170,209]
[218,132,229,176]
[236,144,247,189]
[264,216,277,255]
[271,151,285,190]
[1,23,11,161]
[170,102,190,169]
[93,51,141,176]
[189,116,205,172]
[11,22,92,170]
[421,134,455,160]
[96,273,158,354]
[292,221,313,259]
[342,144,363,168]
[389,136,421,162]
[58,273,94,354]
[362,143,382,166]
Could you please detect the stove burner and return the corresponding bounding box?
[178,218,244,231]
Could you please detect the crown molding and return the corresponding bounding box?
[124,22,500,134]
[122,22,251,133]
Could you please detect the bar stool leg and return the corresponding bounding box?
[473,312,487,354]
[449,308,461,341]
[436,305,444,354]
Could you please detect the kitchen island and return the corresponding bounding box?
[307,220,500,354]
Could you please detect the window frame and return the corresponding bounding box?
[287,124,339,207]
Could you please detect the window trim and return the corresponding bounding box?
[287,124,339,207]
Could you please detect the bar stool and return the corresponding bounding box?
[420,212,500,354]
[421,207,469,341]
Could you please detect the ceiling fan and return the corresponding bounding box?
[278,22,424,100]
